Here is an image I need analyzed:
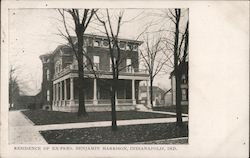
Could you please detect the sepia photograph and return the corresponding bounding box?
[8,8,189,144]
[2,1,249,158]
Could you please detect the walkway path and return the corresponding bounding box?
[140,109,189,117]
[35,116,188,131]
[9,110,47,144]
[9,110,188,144]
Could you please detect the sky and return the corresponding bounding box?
[8,9,188,95]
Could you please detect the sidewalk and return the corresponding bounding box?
[140,109,189,117]
[9,110,47,144]
[9,110,188,144]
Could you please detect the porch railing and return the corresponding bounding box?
[53,99,134,106]
[53,63,149,79]
[117,99,133,104]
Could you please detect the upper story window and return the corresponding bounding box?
[94,39,101,47]
[109,57,116,72]
[55,60,62,74]
[126,43,138,51]
[181,89,187,101]
[182,75,187,84]
[88,38,93,46]
[133,45,138,51]
[46,69,50,80]
[127,44,133,51]
[126,59,132,72]
[119,42,126,50]
[93,56,100,70]
[103,40,109,48]
[83,56,87,70]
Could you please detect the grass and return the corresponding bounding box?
[22,110,176,125]
[153,105,189,114]
[40,122,188,144]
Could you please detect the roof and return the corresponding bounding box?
[169,61,188,78]
[140,86,165,94]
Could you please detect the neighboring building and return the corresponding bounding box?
[139,85,166,107]
[170,61,188,106]
[163,89,172,106]
[9,92,42,110]
[39,34,149,112]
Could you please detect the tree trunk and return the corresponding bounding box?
[173,9,183,125]
[175,68,183,125]
[111,78,118,131]
[76,30,87,117]
[150,76,154,108]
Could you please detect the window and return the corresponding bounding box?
[126,59,132,72]
[127,44,133,50]
[109,57,117,72]
[181,89,187,101]
[46,69,50,80]
[133,45,138,51]
[47,90,50,101]
[103,40,109,47]
[119,42,126,49]
[182,75,187,84]
[83,56,87,70]
[109,58,112,71]
[94,40,101,47]
[55,60,62,73]
[93,56,100,70]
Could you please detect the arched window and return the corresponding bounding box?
[55,60,62,73]
[103,40,109,47]
[94,39,101,47]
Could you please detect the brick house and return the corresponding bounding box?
[170,61,188,106]
[39,34,149,112]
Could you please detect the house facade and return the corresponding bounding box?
[40,34,149,112]
[170,61,188,106]
[139,85,165,107]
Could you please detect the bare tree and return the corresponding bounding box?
[139,34,168,108]
[167,9,189,125]
[58,9,97,117]
[9,66,20,109]
[95,9,124,131]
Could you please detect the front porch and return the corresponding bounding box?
[52,78,149,112]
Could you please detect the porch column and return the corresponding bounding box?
[56,83,59,101]
[132,79,136,105]
[93,78,98,105]
[60,81,63,106]
[56,83,59,107]
[146,80,150,106]
[52,84,55,102]
[64,80,67,106]
[70,78,74,100]
[115,91,118,105]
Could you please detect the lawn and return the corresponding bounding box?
[153,105,189,114]
[22,110,176,125]
[40,122,188,144]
